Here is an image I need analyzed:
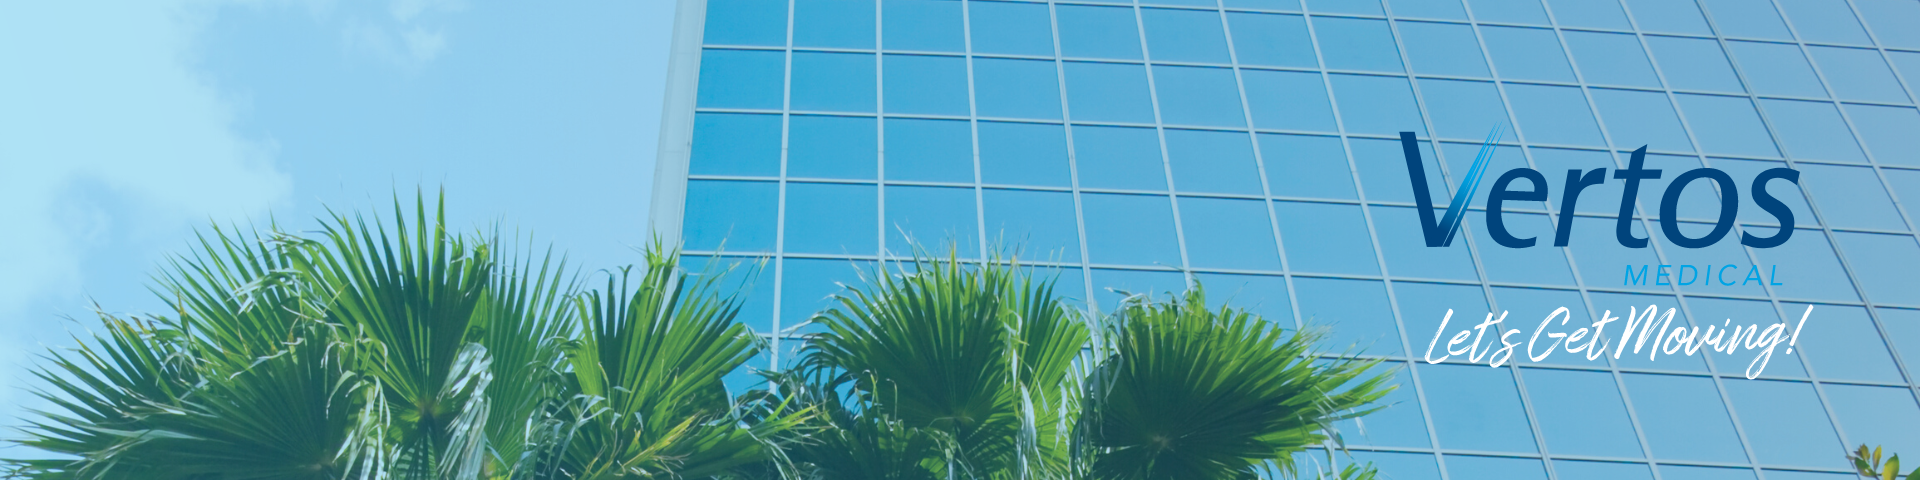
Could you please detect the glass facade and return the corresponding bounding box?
[658,0,1920,477]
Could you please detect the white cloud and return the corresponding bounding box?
[0,0,290,418]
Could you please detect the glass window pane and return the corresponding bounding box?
[1844,105,1920,167]
[1494,289,1603,367]
[1350,137,1447,204]
[1722,379,1847,469]
[1855,0,1920,49]
[885,185,979,256]
[1594,292,1712,371]
[1789,303,1906,382]
[697,49,785,109]
[1588,88,1693,152]
[883,54,969,115]
[1836,233,1920,306]
[978,121,1071,187]
[1546,0,1632,30]
[1473,214,1578,285]
[1441,142,1532,211]
[1082,193,1182,266]
[1027,265,1089,309]
[1056,5,1144,60]
[786,183,880,254]
[1306,0,1385,15]
[1529,147,1623,215]
[1620,0,1711,34]
[1226,0,1305,10]
[1166,129,1262,194]
[705,0,788,46]
[1776,0,1872,45]
[1714,158,1814,228]
[685,255,777,333]
[1505,84,1606,147]
[1180,197,1283,270]
[1398,21,1491,78]
[883,0,965,52]
[973,58,1064,120]
[1243,70,1337,132]
[1481,26,1575,82]
[1314,17,1405,73]
[1687,298,1807,378]
[1419,79,1509,142]
[1824,384,1920,458]
[1329,74,1427,136]
[1798,164,1904,230]
[1141,8,1231,64]
[685,180,780,252]
[1620,153,1710,221]
[1659,465,1758,480]
[1275,201,1380,275]
[792,52,878,113]
[1523,368,1643,457]
[1662,229,1773,299]
[1554,461,1654,480]
[1444,456,1546,480]
[1807,46,1912,104]
[982,188,1080,262]
[691,113,782,177]
[781,258,877,333]
[1879,307,1920,380]
[1090,268,1187,312]
[1391,0,1469,19]
[1563,31,1661,88]
[1261,134,1356,200]
[1371,206,1479,281]
[1565,220,1665,291]
[790,115,879,180]
[1393,282,1489,362]
[1621,373,1750,463]
[1727,41,1826,98]
[1894,51,1920,92]
[1328,362,1430,447]
[1193,273,1292,322]
[1701,0,1792,40]
[1152,66,1247,128]
[795,0,876,49]
[1419,364,1539,453]
[1073,125,1167,191]
[884,118,972,183]
[1645,36,1744,94]
[1675,94,1780,158]
[1293,278,1404,356]
[1348,452,1442,480]
[1227,13,1317,68]
[969,0,1053,56]
[1063,61,1156,123]
[1747,229,1859,301]
[1466,0,1550,25]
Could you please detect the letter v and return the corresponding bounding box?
[1404,125,1503,247]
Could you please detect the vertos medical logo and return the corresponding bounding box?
[1402,129,1814,378]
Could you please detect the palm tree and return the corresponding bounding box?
[748,251,1394,480]
[5,194,805,480]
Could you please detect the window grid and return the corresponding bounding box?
[679,0,1920,478]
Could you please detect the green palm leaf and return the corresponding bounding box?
[790,251,1089,479]
[1078,286,1393,480]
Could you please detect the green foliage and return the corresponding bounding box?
[5,195,1394,480]
[1075,287,1391,480]
[1851,444,1918,480]
[747,250,1395,480]
[4,193,799,480]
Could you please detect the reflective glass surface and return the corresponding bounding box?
[674,0,1920,476]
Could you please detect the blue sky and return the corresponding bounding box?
[0,0,674,431]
